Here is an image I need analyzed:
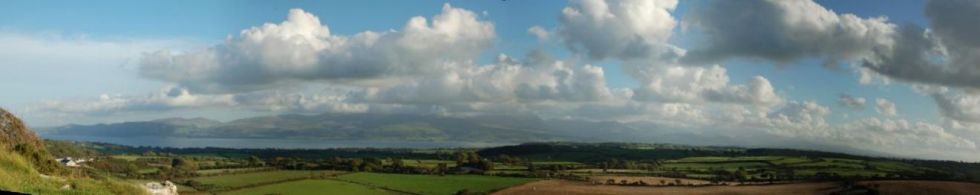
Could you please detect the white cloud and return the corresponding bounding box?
[875,98,897,117]
[557,0,680,60]
[632,65,782,107]
[932,90,980,123]
[234,90,369,113]
[527,26,550,41]
[864,0,980,89]
[36,86,236,115]
[681,0,896,65]
[140,4,495,93]
[838,94,866,110]
[834,118,976,157]
[359,54,615,104]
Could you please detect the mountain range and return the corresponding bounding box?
[37,113,647,143]
[37,112,898,159]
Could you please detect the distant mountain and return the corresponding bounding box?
[39,113,598,143]
[38,112,900,159]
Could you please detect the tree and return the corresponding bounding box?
[248,156,265,167]
[527,160,536,172]
[735,167,748,182]
[437,163,448,175]
[467,151,480,164]
[456,152,469,166]
[392,158,405,172]
[171,157,198,177]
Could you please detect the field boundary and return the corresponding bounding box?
[330,177,423,195]
[190,170,351,193]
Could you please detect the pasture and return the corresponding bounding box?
[218,179,395,195]
[338,172,536,195]
[190,170,345,190]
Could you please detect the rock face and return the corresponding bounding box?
[0,108,60,173]
[144,181,179,195]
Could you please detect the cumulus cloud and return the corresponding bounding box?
[837,118,975,151]
[838,94,866,110]
[37,86,237,115]
[140,4,495,93]
[863,0,980,89]
[632,65,782,107]
[729,101,976,158]
[765,101,831,130]
[553,0,785,108]
[359,54,614,104]
[527,26,550,41]
[557,0,682,60]
[681,0,896,66]
[932,91,980,123]
[875,98,898,117]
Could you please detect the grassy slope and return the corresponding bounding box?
[219,179,394,195]
[338,172,535,195]
[0,150,144,194]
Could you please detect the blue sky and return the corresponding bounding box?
[2,0,979,161]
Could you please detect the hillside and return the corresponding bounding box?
[0,108,144,194]
[0,107,60,174]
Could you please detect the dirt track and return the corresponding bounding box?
[493,179,980,195]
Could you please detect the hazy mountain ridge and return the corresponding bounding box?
[40,113,597,143]
[37,112,911,160]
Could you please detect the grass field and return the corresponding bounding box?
[110,155,143,161]
[338,172,535,195]
[196,167,271,175]
[219,179,395,195]
[191,170,345,190]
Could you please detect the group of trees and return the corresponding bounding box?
[598,159,659,171]
[456,151,494,171]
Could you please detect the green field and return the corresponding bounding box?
[338,172,535,195]
[110,155,143,161]
[219,179,394,195]
[196,167,271,175]
[191,170,345,190]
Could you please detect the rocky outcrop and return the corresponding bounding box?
[144,181,178,195]
[0,108,60,173]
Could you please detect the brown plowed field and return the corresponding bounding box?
[493,179,980,195]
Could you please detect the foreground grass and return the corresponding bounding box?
[338,172,535,195]
[191,170,344,190]
[219,179,395,195]
[0,150,145,195]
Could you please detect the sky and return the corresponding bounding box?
[1,0,979,161]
